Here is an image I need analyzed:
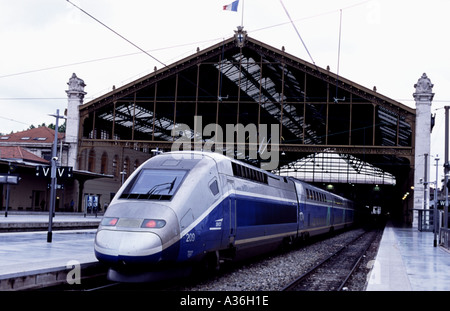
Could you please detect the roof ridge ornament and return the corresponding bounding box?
[414,73,433,94]
[66,73,87,99]
[413,73,434,102]
[234,26,247,48]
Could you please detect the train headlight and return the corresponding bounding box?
[101,217,119,226]
[141,219,166,228]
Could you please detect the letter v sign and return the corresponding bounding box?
[42,167,50,177]
[57,167,65,178]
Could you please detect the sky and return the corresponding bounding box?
[1,0,449,179]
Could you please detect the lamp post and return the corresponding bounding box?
[4,162,11,217]
[434,155,440,247]
[444,106,449,232]
[47,109,66,243]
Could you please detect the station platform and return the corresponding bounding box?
[0,213,102,290]
[0,212,101,232]
[366,221,450,291]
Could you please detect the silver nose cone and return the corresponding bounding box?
[95,230,162,257]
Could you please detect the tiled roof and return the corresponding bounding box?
[0,126,64,143]
[0,146,49,164]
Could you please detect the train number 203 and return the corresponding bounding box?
[185,232,196,243]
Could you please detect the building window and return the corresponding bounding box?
[100,129,109,140]
[42,151,52,161]
[123,157,130,179]
[88,149,96,172]
[113,155,119,178]
[100,152,108,174]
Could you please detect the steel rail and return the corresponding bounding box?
[282,230,372,291]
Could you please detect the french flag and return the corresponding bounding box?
[223,0,239,12]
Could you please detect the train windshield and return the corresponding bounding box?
[120,169,188,200]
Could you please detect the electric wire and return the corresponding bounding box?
[66,0,166,67]
[279,0,316,66]
[0,38,221,80]
[0,116,30,126]
[0,53,136,79]
[251,0,369,35]
[335,9,343,102]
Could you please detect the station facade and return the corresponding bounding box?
[2,29,428,224]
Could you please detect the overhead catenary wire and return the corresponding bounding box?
[335,9,343,103]
[0,39,219,80]
[66,1,222,103]
[251,0,370,35]
[66,0,166,67]
[279,0,316,66]
[0,116,30,126]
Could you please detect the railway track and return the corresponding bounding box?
[282,229,380,291]
[38,227,381,291]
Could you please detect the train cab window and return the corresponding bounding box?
[209,179,220,196]
[120,169,187,200]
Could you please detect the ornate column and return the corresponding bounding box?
[413,73,434,225]
[65,73,86,169]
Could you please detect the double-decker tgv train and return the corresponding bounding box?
[94,151,355,282]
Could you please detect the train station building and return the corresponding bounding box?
[1,28,432,226]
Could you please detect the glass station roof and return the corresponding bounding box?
[80,31,415,184]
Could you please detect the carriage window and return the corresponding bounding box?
[232,162,268,184]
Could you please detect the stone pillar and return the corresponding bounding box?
[65,73,86,170]
[413,73,434,226]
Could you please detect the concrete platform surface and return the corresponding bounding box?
[366,222,450,291]
[0,230,97,276]
[0,212,101,231]
[0,213,102,290]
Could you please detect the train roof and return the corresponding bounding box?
[153,151,352,203]
[288,176,352,202]
[163,150,281,176]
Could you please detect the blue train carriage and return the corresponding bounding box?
[292,179,355,239]
[223,160,299,260]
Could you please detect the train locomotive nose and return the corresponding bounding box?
[95,230,163,263]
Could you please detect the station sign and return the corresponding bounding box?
[47,184,65,190]
[0,174,20,185]
[36,166,73,179]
